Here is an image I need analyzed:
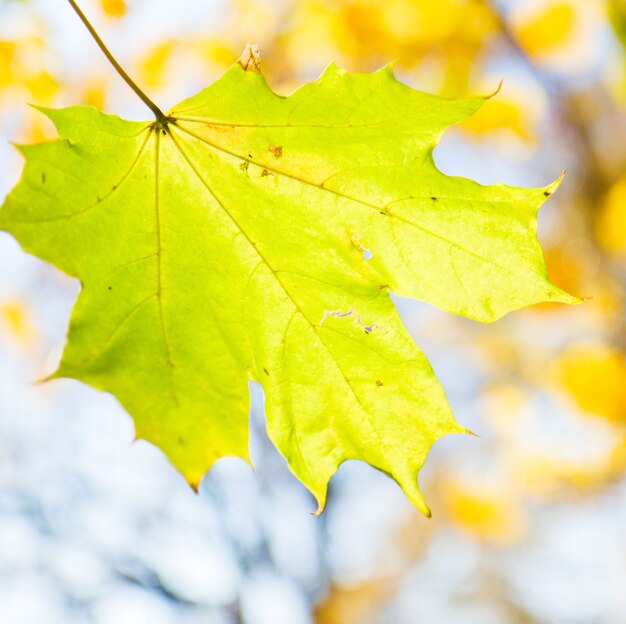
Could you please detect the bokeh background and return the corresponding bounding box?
[1,0,626,622]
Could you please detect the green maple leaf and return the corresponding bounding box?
[0,53,577,515]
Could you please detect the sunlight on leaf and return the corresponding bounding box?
[0,58,576,514]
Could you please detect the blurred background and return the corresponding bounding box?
[1,0,626,622]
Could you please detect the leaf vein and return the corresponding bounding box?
[174,122,543,288]
[169,128,391,461]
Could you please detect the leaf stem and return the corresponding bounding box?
[66,0,169,125]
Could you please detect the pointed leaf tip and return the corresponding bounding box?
[543,170,566,197]
[31,373,55,385]
[485,79,504,99]
[311,503,325,517]
[319,61,344,80]
[378,60,397,76]
[238,43,261,73]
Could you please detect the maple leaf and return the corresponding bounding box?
[0,54,577,516]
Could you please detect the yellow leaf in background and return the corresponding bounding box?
[481,382,626,495]
[315,581,389,624]
[557,343,626,423]
[331,2,388,60]
[326,0,496,80]
[460,98,531,140]
[0,300,37,348]
[596,176,626,254]
[515,2,576,55]
[136,39,177,90]
[442,480,525,544]
[100,0,126,18]
[229,0,276,41]
[280,2,337,74]
[515,432,626,494]
[382,0,455,47]
[0,40,16,89]
[24,70,59,102]
[196,40,242,70]
[80,76,109,109]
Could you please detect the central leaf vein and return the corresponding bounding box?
[167,128,392,462]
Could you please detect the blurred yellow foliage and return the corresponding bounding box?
[137,40,177,90]
[556,343,626,422]
[229,0,276,42]
[0,33,60,105]
[0,300,36,348]
[80,77,109,109]
[460,97,531,140]
[596,176,626,254]
[315,581,388,624]
[330,0,497,60]
[100,0,127,18]
[0,40,16,89]
[196,40,242,69]
[515,2,576,56]
[443,480,525,544]
[516,435,626,494]
[24,70,59,102]
[238,0,499,95]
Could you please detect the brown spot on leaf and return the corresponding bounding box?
[261,169,272,177]
[376,379,383,386]
[269,145,283,158]
[263,368,269,375]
